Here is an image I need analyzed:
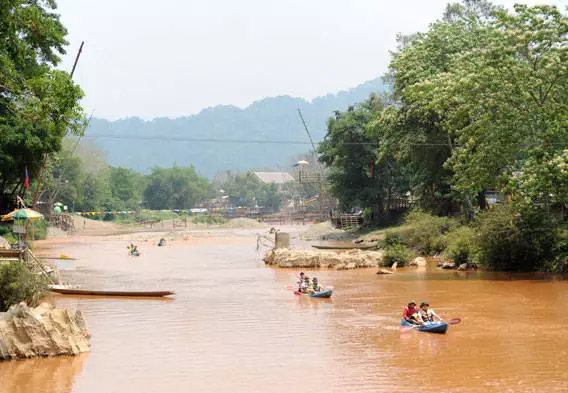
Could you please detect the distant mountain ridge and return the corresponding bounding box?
[85,77,384,178]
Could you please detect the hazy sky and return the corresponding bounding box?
[56,0,567,120]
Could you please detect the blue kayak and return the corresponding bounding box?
[400,319,448,334]
[295,289,333,298]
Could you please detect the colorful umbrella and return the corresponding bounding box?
[1,208,44,222]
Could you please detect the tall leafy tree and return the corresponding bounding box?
[319,95,409,220]
[219,171,283,211]
[0,0,85,204]
[403,4,568,209]
[143,166,208,209]
[378,0,501,214]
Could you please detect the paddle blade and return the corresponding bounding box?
[449,318,462,325]
[60,254,69,259]
[324,286,334,290]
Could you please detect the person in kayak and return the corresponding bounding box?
[312,277,324,292]
[418,302,442,324]
[403,300,421,325]
[158,238,166,247]
[297,272,305,286]
[300,276,313,293]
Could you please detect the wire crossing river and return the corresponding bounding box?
[1,230,567,393]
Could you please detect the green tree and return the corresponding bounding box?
[143,166,208,209]
[319,95,409,221]
[392,3,568,211]
[109,167,145,210]
[219,171,283,211]
[0,0,85,203]
[377,0,501,215]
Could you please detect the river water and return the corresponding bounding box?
[1,229,567,393]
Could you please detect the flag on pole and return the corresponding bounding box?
[24,167,30,190]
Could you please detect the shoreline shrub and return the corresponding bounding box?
[476,205,560,271]
[402,210,456,255]
[444,226,479,266]
[384,244,415,267]
[0,262,47,312]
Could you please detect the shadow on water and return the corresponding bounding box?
[380,269,568,282]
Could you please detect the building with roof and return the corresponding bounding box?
[253,172,295,185]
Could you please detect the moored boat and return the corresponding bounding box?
[49,287,175,297]
[400,319,448,334]
[312,244,375,250]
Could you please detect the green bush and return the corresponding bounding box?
[378,230,404,248]
[383,244,415,267]
[402,210,456,255]
[444,226,479,266]
[0,225,17,244]
[0,262,47,312]
[476,205,560,271]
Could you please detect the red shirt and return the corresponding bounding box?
[403,305,417,320]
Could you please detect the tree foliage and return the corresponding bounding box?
[143,166,208,210]
[318,95,410,221]
[216,171,282,211]
[0,0,85,200]
[319,1,568,270]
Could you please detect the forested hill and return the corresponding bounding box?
[84,77,384,178]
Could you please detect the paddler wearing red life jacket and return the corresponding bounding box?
[403,300,420,325]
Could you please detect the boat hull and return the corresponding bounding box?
[49,288,175,297]
[312,245,375,250]
[294,289,333,298]
[400,319,448,334]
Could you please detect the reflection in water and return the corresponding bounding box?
[0,232,566,393]
[0,354,88,393]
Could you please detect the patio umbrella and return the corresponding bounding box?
[1,208,44,222]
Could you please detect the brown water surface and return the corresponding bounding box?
[1,230,567,393]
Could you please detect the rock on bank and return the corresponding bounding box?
[264,248,384,269]
[0,303,90,361]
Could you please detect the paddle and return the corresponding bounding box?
[448,318,462,325]
[285,285,334,291]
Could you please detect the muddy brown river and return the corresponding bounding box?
[1,228,567,392]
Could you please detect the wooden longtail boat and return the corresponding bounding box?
[312,244,376,250]
[49,287,175,297]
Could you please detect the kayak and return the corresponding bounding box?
[130,251,140,256]
[400,319,448,334]
[294,289,333,298]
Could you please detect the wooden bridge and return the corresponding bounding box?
[48,213,75,232]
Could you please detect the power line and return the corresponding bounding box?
[82,134,568,148]
[82,134,458,146]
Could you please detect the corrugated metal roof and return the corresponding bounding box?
[253,172,295,184]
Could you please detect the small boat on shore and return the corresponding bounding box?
[400,319,448,334]
[49,287,175,297]
[312,244,375,250]
[294,289,333,298]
